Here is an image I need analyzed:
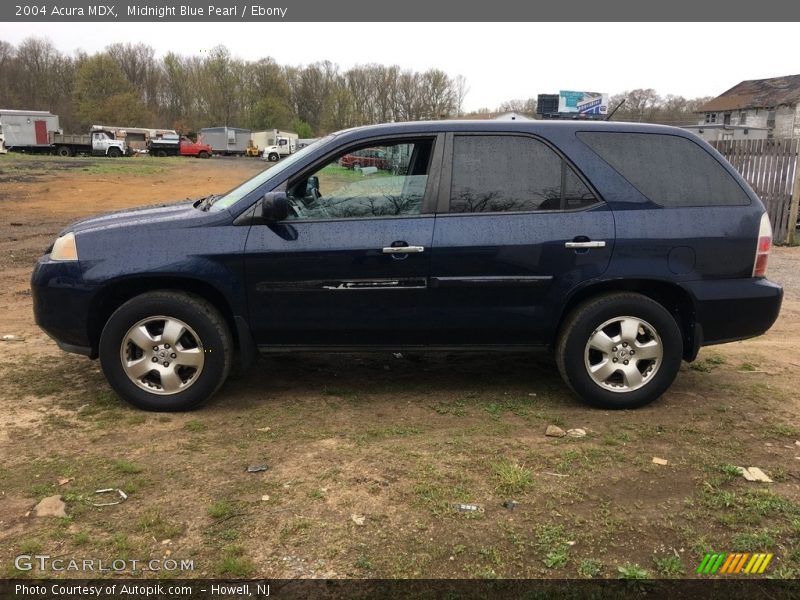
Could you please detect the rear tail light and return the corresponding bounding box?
[752,212,772,278]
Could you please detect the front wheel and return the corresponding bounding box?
[99,291,232,411]
[107,147,122,158]
[198,151,210,159]
[268,152,279,162]
[556,293,683,409]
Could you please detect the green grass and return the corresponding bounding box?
[208,500,235,520]
[535,523,572,570]
[732,530,777,551]
[491,460,533,495]
[766,423,799,437]
[137,510,184,540]
[578,558,602,578]
[617,563,650,579]
[185,420,207,433]
[217,546,255,577]
[112,459,144,475]
[653,554,684,577]
[18,539,42,554]
[353,554,373,571]
[279,517,312,543]
[307,488,325,500]
[72,531,90,545]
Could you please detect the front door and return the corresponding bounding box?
[244,136,442,347]
[429,133,615,346]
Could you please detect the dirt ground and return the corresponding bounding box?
[1,153,800,580]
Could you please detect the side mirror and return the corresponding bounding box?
[306,176,320,195]
[259,192,289,222]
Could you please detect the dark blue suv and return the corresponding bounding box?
[31,121,783,411]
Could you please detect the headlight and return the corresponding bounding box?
[51,232,78,261]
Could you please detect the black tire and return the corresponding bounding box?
[99,291,232,411]
[56,146,73,157]
[107,147,122,158]
[268,152,279,162]
[198,151,210,159]
[155,150,167,158]
[556,292,683,409]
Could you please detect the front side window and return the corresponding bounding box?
[449,135,598,214]
[285,139,432,220]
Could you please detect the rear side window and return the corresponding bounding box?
[577,131,750,207]
[449,135,598,213]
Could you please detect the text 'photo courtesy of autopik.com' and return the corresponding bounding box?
[3,1,800,599]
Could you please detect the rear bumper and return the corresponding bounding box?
[683,277,783,347]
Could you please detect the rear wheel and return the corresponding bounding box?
[99,291,232,411]
[556,293,683,409]
[56,146,73,157]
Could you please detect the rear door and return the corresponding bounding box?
[428,132,615,346]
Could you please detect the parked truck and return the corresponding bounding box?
[0,109,129,156]
[147,134,212,158]
[257,129,298,161]
[50,130,129,157]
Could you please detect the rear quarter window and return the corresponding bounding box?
[577,131,751,207]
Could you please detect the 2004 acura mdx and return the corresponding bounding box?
[31,121,783,411]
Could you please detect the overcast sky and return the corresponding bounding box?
[3,22,799,111]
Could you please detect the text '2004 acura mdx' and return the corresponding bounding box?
[31,121,783,411]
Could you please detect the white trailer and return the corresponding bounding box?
[0,109,61,153]
[200,126,251,156]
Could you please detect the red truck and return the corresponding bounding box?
[147,135,212,158]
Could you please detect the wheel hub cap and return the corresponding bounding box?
[584,316,663,393]
[119,316,204,396]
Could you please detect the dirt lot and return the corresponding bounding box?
[1,153,800,580]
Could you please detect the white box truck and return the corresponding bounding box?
[259,129,298,161]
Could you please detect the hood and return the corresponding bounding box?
[62,200,200,236]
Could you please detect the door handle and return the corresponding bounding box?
[565,241,606,249]
[382,246,425,254]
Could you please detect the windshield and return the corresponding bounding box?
[209,135,335,212]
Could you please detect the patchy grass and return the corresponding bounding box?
[653,553,684,577]
[185,420,208,433]
[216,546,255,577]
[617,563,651,579]
[491,460,533,495]
[112,459,144,475]
[578,558,602,578]
[208,500,235,520]
[2,191,800,581]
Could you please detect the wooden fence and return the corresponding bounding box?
[710,138,799,244]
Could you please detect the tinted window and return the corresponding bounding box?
[450,135,597,213]
[577,132,751,207]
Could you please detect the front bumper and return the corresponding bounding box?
[684,277,783,347]
[31,257,97,357]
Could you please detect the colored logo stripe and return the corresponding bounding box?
[698,553,773,574]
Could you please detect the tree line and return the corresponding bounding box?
[0,38,710,136]
[0,38,469,136]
